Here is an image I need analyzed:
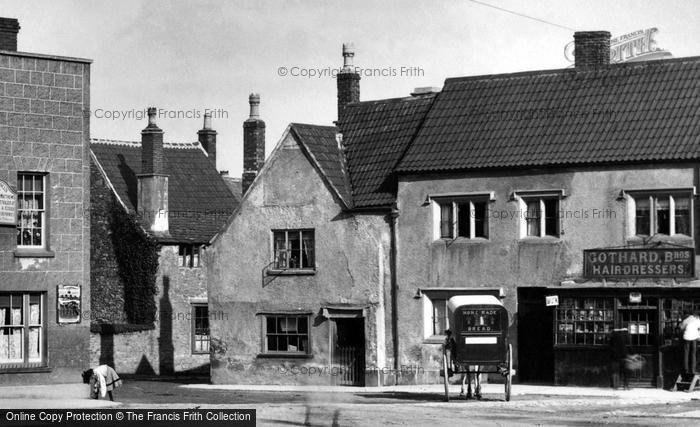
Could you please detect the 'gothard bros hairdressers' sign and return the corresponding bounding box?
[0,180,16,226]
[584,247,694,279]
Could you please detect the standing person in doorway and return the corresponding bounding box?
[680,311,700,375]
[609,327,630,389]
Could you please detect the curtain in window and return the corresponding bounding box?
[526,200,540,236]
[675,196,691,236]
[635,197,650,236]
[656,196,670,235]
[440,203,452,238]
[302,231,314,268]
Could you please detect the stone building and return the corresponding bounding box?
[0,18,92,384]
[89,109,238,375]
[209,33,700,388]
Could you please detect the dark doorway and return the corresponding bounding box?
[517,288,554,383]
[331,317,365,386]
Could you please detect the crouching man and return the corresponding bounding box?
[81,365,122,401]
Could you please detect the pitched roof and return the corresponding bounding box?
[396,56,700,172]
[339,94,436,208]
[91,139,238,243]
[289,123,352,208]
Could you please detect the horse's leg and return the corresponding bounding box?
[475,366,482,399]
[459,373,466,397]
[466,370,473,399]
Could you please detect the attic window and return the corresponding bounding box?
[179,244,200,268]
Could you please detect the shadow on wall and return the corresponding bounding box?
[159,276,174,375]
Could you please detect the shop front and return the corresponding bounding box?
[519,246,698,388]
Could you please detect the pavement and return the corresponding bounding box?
[1,381,699,409]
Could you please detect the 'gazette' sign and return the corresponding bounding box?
[583,247,694,279]
[0,180,17,226]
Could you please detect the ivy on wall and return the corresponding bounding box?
[110,199,159,326]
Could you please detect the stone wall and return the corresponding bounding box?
[0,51,91,384]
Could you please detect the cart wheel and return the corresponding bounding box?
[443,352,450,402]
[505,343,512,402]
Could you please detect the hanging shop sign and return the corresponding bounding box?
[545,295,559,306]
[583,247,694,279]
[0,180,17,226]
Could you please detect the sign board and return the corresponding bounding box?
[57,284,81,324]
[0,180,17,226]
[545,295,559,307]
[583,247,694,279]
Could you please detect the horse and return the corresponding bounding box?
[459,365,482,399]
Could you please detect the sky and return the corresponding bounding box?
[3,0,700,176]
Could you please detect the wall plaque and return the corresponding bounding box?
[0,180,16,226]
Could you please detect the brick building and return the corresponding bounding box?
[0,18,92,384]
[209,33,700,388]
[89,109,238,375]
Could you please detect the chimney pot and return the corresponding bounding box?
[203,112,212,130]
[0,17,20,51]
[248,93,260,119]
[342,42,355,70]
[147,107,158,127]
[573,31,611,70]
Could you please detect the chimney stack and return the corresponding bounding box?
[0,18,20,51]
[573,31,611,70]
[242,93,265,196]
[198,112,217,166]
[138,107,169,234]
[337,42,360,122]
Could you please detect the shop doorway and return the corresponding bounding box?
[517,288,554,384]
[618,298,658,387]
[330,317,365,386]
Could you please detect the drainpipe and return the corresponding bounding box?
[389,206,400,372]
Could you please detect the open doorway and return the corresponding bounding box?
[330,317,365,386]
[517,287,554,384]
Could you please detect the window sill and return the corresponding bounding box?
[266,269,316,276]
[257,353,313,359]
[627,235,694,245]
[435,237,490,244]
[0,365,52,373]
[14,248,55,258]
[518,237,561,244]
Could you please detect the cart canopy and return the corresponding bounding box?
[447,295,503,312]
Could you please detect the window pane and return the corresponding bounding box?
[457,203,470,237]
[193,246,200,267]
[544,199,559,236]
[674,195,691,236]
[301,231,314,268]
[29,295,40,324]
[656,196,670,235]
[440,203,453,238]
[433,299,446,335]
[267,317,276,334]
[298,316,308,334]
[267,335,277,352]
[33,175,43,192]
[635,197,650,236]
[274,232,287,269]
[526,200,540,237]
[0,295,9,325]
[28,327,41,362]
[474,201,488,238]
[289,233,301,268]
[11,295,22,326]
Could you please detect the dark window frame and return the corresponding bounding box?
[272,229,315,270]
[260,314,312,356]
[191,304,209,354]
[522,196,560,238]
[436,198,490,240]
[0,292,47,369]
[178,244,201,268]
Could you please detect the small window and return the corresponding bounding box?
[273,230,314,270]
[178,245,200,268]
[436,198,489,240]
[0,293,44,367]
[431,298,449,336]
[555,297,613,346]
[17,173,47,248]
[192,304,209,354]
[262,315,310,355]
[629,192,693,237]
[522,196,560,238]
